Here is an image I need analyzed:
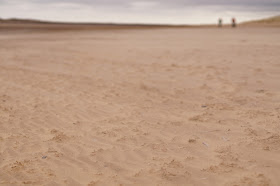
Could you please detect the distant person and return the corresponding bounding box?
[232,17,236,27]
[218,18,223,27]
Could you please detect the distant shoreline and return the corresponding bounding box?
[0,15,279,32]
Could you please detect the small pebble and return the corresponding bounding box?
[202,142,209,147]
[42,156,47,159]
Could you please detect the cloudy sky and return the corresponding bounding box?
[0,0,279,24]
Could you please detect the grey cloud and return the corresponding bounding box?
[39,0,279,13]
[3,0,280,7]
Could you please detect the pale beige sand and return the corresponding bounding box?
[0,27,280,186]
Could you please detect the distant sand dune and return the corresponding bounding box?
[242,15,280,27]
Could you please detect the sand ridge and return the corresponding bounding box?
[0,27,280,185]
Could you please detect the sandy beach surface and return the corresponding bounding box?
[0,26,280,185]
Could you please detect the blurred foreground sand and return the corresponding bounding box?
[0,26,280,185]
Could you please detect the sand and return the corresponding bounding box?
[0,26,280,185]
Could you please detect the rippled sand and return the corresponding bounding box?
[0,26,280,185]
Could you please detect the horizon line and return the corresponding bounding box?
[1,14,279,27]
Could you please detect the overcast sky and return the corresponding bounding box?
[0,0,279,24]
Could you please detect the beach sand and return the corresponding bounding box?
[0,26,280,185]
